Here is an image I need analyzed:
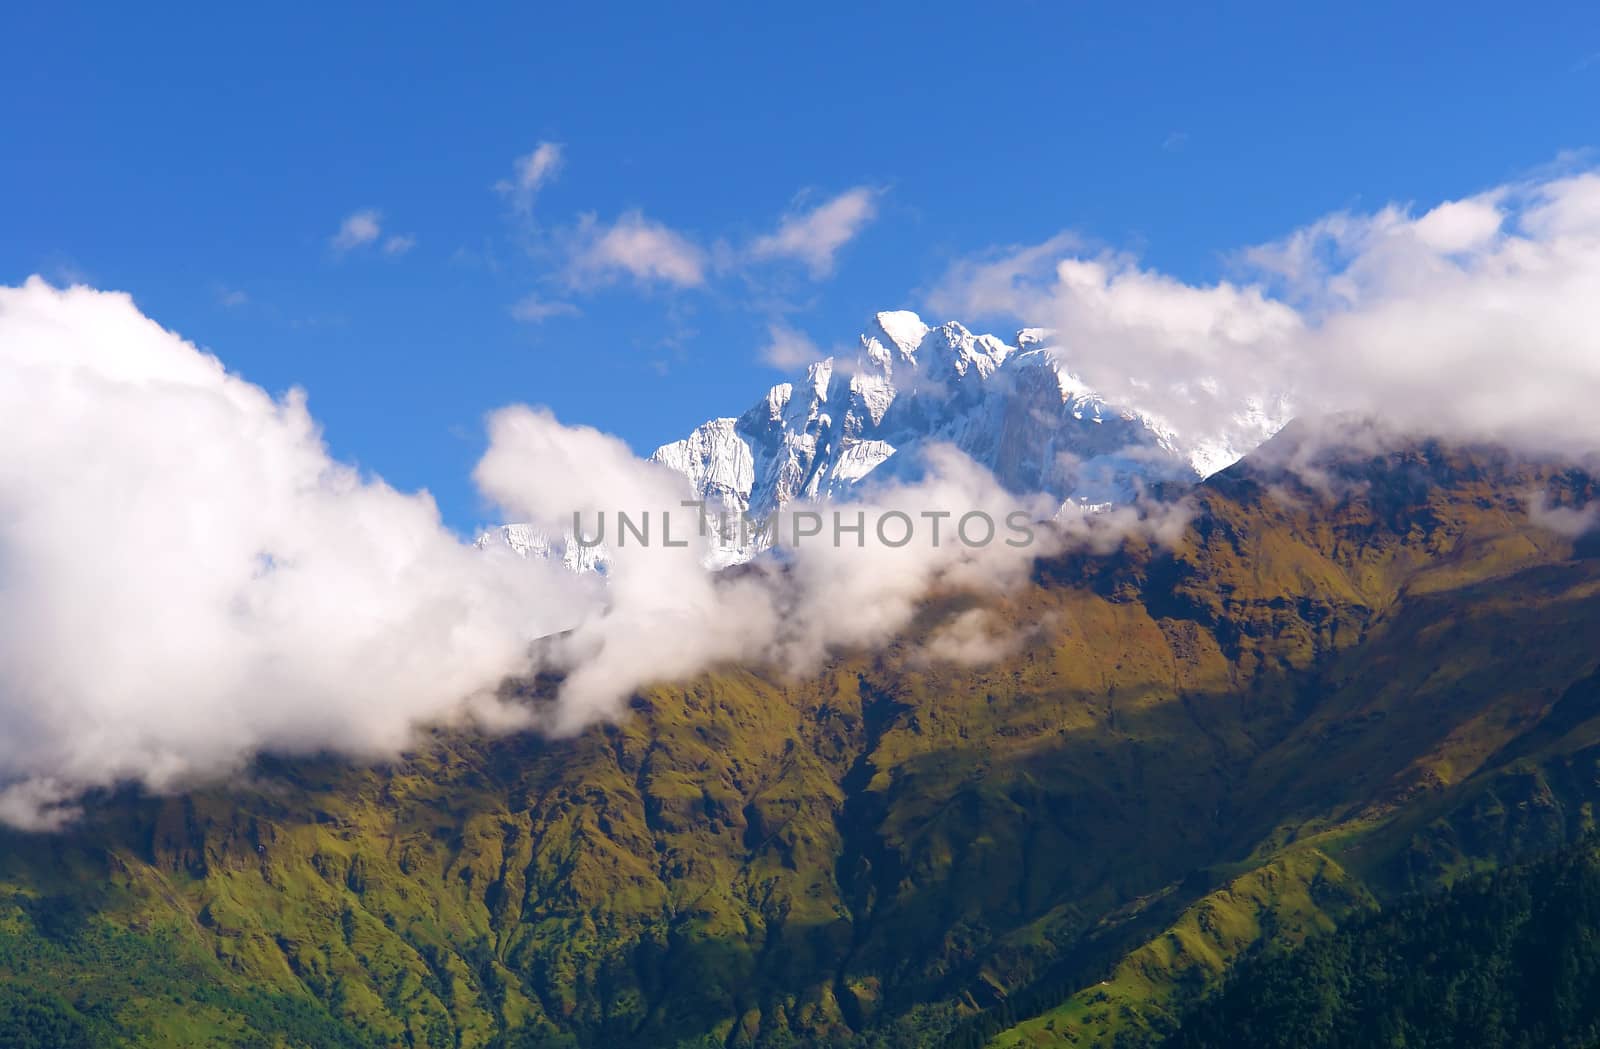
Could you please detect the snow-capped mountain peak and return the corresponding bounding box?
[481,309,1290,568]
[866,309,929,366]
[651,308,1288,526]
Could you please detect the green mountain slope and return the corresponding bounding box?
[1,431,1597,1048]
[1164,836,1600,1049]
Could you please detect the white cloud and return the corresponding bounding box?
[929,232,1082,318]
[930,167,1600,457]
[474,418,1075,734]
[758,323,825,368]
[329,212,412,258]
[569,211,707,288]
[0,279,592,828]
[525,183,878,303]
[751,186,880,276]
[509,294,579,323]
[916,608,1032,667]
[496,142,565,214]
[0,279,1196,826]
[1528,490,1600,538]
[217,287,248,308]
[1410,195,1505,253]
[330,209,383,252]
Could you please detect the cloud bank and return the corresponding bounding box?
[0,280,592,828]
[931,167,1600,457]
[1,279,1164,827]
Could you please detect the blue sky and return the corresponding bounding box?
[5,2,1597,533]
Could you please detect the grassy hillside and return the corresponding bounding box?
[1,433,1597,1048]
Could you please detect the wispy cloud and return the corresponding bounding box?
[216,286,248,308]
[330,209,383,253]
[751,186,880,277]
[569,211,707,288]
[500,176,880,316]
[330,210,414,257]
[509,293,579,323]
[758,323,825,368]
[496,142,565,214]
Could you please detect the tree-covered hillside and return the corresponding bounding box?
[1164,836,1600,1049]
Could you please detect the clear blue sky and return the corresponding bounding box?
[5,2,1597,533]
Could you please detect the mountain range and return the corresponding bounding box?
[4,423,1598,1048]
[477,310,1291,567]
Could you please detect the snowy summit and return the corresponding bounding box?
[479,309,1290,566]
